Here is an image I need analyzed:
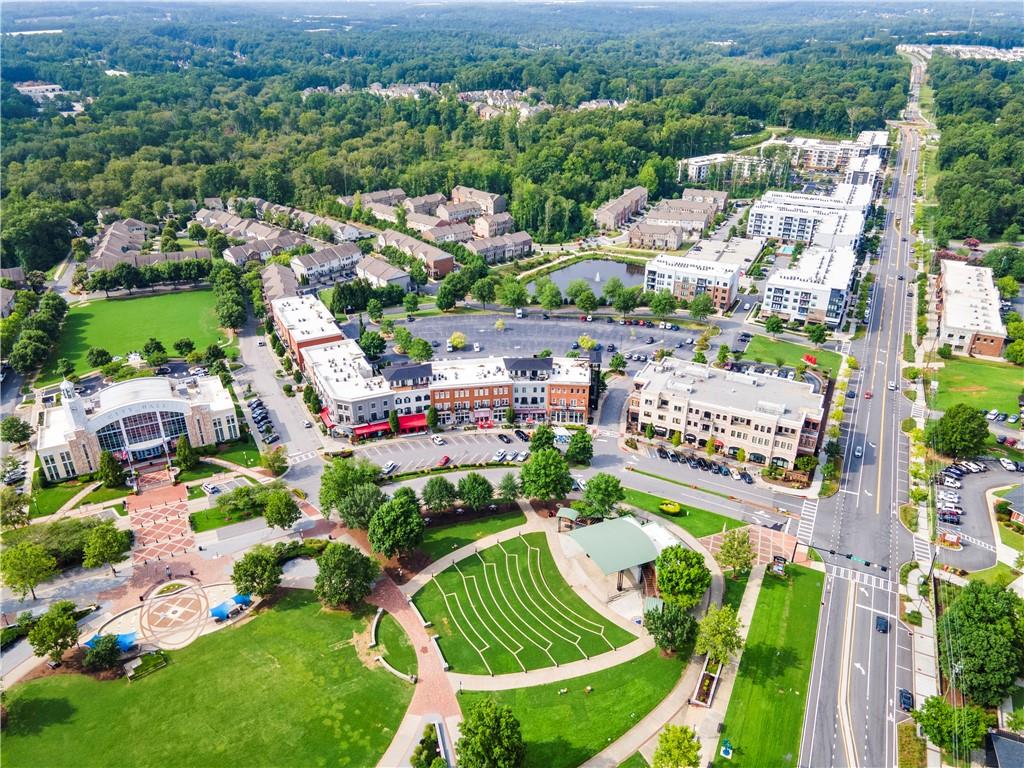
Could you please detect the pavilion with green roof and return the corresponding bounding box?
[568,517,659,591]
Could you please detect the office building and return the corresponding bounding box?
[936,260,1007,357]
[270,295,345,370]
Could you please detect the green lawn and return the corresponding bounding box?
[189,505,261,533]
[460,649,683,768]
[378,612,417,678]
[215,435,261,469]
[40,290,225,383]
[1,590,411,768]
[931,358,1024,413]
[414,531,636,675]
[998,523,1024,553]
[31,481,87,517]
[618,753,650,768]
[714,565,825,768]
[74,485,132,508]
[175,462,222,484]
[743,336,842,376]
[623,488,745,538]
[722,570,751,612]
[966,561,1020,587]
[419,510,526,562]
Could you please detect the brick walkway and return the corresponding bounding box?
[136,468,174,494]
[701,524,808,567]
[129,498,195,564]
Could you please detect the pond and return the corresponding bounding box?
[527,259,646,296]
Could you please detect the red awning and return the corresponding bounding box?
[353,420,391,437]
[398,413,428,430]
[319,408,336,429]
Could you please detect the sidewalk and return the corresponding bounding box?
[904,566,942,768]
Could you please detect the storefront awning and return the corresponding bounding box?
[353,420,391,437]
[398,413,427,430]
[319,408,336,429]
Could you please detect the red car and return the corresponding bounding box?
[864,391,873,399]
[437,455,451,468]
[579,315,587,321]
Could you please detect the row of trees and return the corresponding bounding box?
[2,290,69,374]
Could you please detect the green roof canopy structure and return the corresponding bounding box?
[556,507,580,521]
[568,518,658,575]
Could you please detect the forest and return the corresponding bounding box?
[928,55,1024,244]
[1,1,1020,269]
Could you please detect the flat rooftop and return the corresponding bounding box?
[684,237,765,267]
[271,296,342,343]
[767,245,858,291]
[305,339,391,402]
[940,260,1007,337]
[634,358,824,418]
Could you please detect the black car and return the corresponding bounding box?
[875,616,889,633]
[498,434,513,444]
[740,471,754,484]
[541,313,549,320]
[899,688,914,712]
[514,429,529,442]
[709,461,720,473]
[607,344,616,353]
[938,514,961,525]
[155,366,171,375]
[646,336,655,344]
[606,317,614,324]
[430,340,440,347]
[668,452,680,463]
[247,399,263,409]
[656,447,669,459]
[697,458,710,471]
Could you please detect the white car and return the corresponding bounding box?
[854,446,863,458]
[887,381,897,391]
[742,303,751,311]
[936,491,960,504]
[999,458,1017,471]
[517,450,530,462]
[506,450,518,462]
[431,435,446,446]
[492,450,506,462]
[382,461,398,475]
[473,342,481,352]
[986,409,999,420]
[941,476,962,489]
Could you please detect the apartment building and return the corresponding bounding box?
[643,254,740,311]
[270,295,345,370]
[423,222,474,244]
[437,201,482,223]
[474,212,516,238]
[677,153,771,183]
[356,256,411,290]
[377,229,455,278]
[627,359,825,468]
[406,213,444,233]
[679,189,729,213]
[451,185,507,215]
[289,243,362,283]
[644,202,714,239]
[337,188,407,208]
[221,232,306,267]
[262,263,299,304]
[936,260,1007,357]
[785,131,890,171]
[746,184,872,251]
[843,155,884,195]
[463,232,533,263]
[763,245,858,327]
[403,193,447,215]
[629,222,687,251]
[365,201,401,223]
[594,186,648,230]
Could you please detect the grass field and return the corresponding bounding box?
[31,481,87,517]
[898,720,926,768]
[74,485,132,508]
[460,649,684,768]
[623,488,745,538]
[378,612,417,678]
[931,358,1024,414]
[618,753,650,768]
[40,290,225,383]
[743,336,842,375]
[714,565,824,768]
[414,531,635,675]
[419,510,527,563]
[722,570,751,612]
[1,590,411,768]
[216,435,260,468]
[966,561,1020,586]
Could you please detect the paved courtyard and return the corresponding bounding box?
[130,500,196,564]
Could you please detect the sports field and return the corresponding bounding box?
[1,590,411,768]
[414,531,636,675]
[713,565,824,767]
[40,290,225,382]
[930,357,1023,414]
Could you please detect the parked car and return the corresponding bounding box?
[514,429,529,442]
[498,434,513,444]
[740,471,754,484]
[517,450,530,462]
[941,477,962,489]
[382,461,398,475]
[938,513,961,525]
[247,399,262,409]
[437,456,451,468]
[656,447,669,459]
[668,452,679,463]
[1000,458,1018,472]
[432,435,446,446]
[899,688,914,712]
[154,366,171,375]
[492,450,506,463]
[262,433,280,445]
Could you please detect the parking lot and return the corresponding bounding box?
[358,430,530,473]
[201,476,250,497]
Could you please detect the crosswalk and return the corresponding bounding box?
[938,529,996,552]
[828,564,898,594]
[796,498,818,544]
[911,401,926,420]
[286,450,319,466]
[912,535,932,564]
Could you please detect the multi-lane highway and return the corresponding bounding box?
[799,61,929,768]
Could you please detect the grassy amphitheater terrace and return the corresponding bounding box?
[414,531,636,675]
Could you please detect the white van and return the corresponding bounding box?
[515,307,524,319]
[446,341,453,353]
[941,476,962,489]
[473,342,481,352]
[999,458,1017,472]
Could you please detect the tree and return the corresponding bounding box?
[538,282,563,311]
[367,298,384,321]
[0,200,74,272]
[175,434,198,471]
[55,358,75,380]
[264,487,301,529]
[717,529,754,576]
[529,424,555,452]
[1005,339,1024,366]
[609,352,626,372]
[320,457,382,520]
[688,293,715,321]
[566,279,590,303]
[389,409,401,435]
[601,276,625,303]
[369,491,425,558]
[98,450,126,488]
[458,473,494,510]
[82,522,130,575]
[494,318,506,333]
[449,331,467,350]
[575,288,598,314]
[577,334,597,351]
[359,330,386,358]
[28,600,78,664]
[497,472,520,505]
[422,476,458,514]
[656,545,711,609]
[412,724,445,768]
[695,603,744,667]
[614,286,641,317]
[565,430,593,465]
[937,581,1024,707]
[471,278,496,308]
[644,602,697,655]
[649,290,677,319]
[337,482,387,529]
[86,347,112,368]
[260,445,289,476]
[426,406,439,431]
[188,221,207,241]
[404,293,420,313]
[173,337,195,356]
[456,698,526,768]
[83,634,123,671]
[0,486,30,529]
[0,416,33,444]
[912,696,992,754]
[498,276,529,309]
[231,544,282,597]
[926,403,990,459]
[764,315,784,336]
[143,337,166,358]
[314,542,380,608]
[408,338,434,362]
[435,281,457,311]
[520,448,572,501]
[996,275,1020,299]
[580,473,623,518]
[1,541,57,600]
[807,323,829,346]
[504,406,515,425]
[1007,707,1024,733]
[652,725,701,768]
